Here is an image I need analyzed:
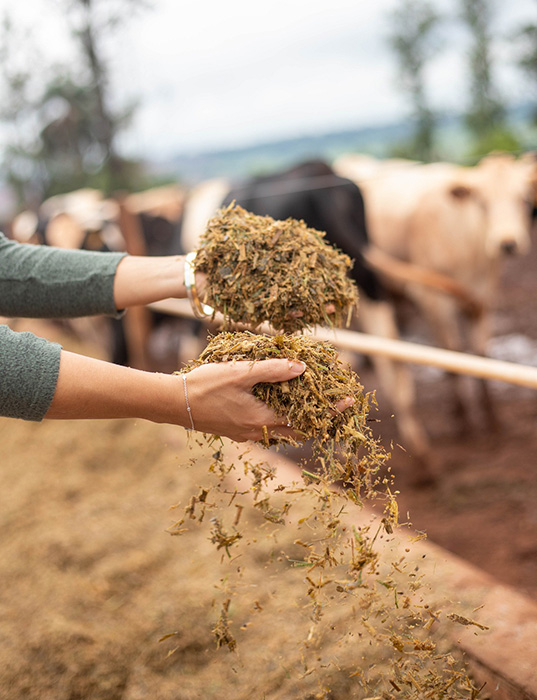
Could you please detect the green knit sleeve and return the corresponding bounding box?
[0,325,62,421]
[0,233,127,319]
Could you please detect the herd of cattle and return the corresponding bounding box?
[8,152,537,479]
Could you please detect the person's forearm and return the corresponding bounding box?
[113,255,207,309]
[44,349,310,442]
[113,255,184,309]
[45,350,189,425]
[0,233,125,319]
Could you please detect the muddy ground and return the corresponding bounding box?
[365,221,537,602]
[1,223,537,698]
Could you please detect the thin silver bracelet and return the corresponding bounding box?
[182,373,196,431]
[184,251,214,319]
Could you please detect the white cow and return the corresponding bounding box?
[335,152,536,430]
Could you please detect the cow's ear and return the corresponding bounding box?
[449,184,472,199]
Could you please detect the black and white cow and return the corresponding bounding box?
[223,160,383,302]
[180,160,432,476]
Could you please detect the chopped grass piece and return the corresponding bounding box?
[182,331,387,503]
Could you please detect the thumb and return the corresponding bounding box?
[242,358,306,387]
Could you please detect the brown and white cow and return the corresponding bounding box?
[335,152,537,429]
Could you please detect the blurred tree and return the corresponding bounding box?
[459,0,520,157]
[0,15,45,208]
[387,0,442,162]
[0,0,151,207]
[514,13,537,125]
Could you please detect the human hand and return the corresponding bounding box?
[44,348,353,434]
[181,358,306,442]
[181,359,354,443]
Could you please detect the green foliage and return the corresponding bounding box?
[515,22,537,124]
[465,126,523,163]
[387,0,442,161]
[0,0,152,207]
[517,24,537,77]
[387,140,424,161]
[460,0,506,136]
[389,0,441,82]
[386,0,533,162]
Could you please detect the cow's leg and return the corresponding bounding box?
[466,309,499,431]
[109,318,128,365]
[122,306,154,370]
[358,297,435,484]
[412,291,474,433]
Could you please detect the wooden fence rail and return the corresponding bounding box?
[149,298,537,390]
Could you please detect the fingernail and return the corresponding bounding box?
[289,360,306,374]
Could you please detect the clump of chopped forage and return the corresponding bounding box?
[182,331,387,502]
[194,203,358,333]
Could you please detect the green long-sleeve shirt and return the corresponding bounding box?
[0,233,127,421]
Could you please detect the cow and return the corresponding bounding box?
[334,152,537,431]
[114,188,205,371]
[180,160,434,478]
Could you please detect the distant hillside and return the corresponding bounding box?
[158,120,416,184]
[151,104,536,185]
[153,120,418,185]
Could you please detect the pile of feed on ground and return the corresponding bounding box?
[193,203,358,332]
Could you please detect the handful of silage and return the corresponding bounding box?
[183,331,387,500]
[194,203,358,332]
[174,334,483,697]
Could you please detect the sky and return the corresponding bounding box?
[1,0,536,159]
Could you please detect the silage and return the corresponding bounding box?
[193,203,358,332]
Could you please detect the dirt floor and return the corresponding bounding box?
[1,223,537,698]
[362,220,537,602]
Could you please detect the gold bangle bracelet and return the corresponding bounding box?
[184,252,214,319]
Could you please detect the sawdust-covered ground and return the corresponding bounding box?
[0,413,479,699]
